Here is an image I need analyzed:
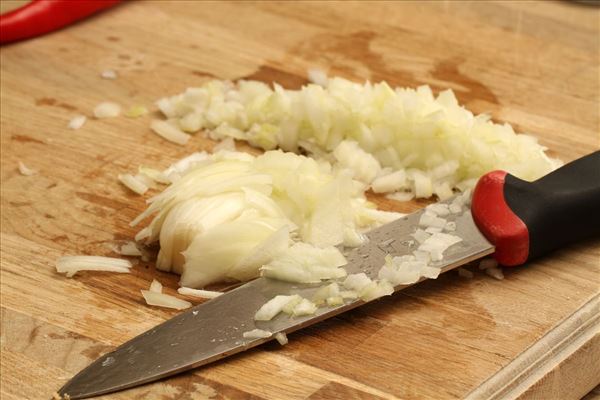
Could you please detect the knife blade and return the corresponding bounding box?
[58,151,600,399]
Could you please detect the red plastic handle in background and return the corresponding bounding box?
[0,0,120,45]
[471,170,530,266]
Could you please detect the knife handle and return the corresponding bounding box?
[471,151,600,266]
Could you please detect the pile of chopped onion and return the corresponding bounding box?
[131,149,402,288]
[153,75,560,199]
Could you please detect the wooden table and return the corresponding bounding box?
[1,1,599,399]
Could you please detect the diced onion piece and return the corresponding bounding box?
[312,282,340,305]
[120,241,141,256]
[371,170,407,193]
[342,273,373,292]
[419,212,447,229]
[378,255,423,285]
[411,171,432,198]
[449,203,463,214]
[307,68,328,87]
[68,115,87,130]
[94,102,121,118]
[457,268,474,279]
[274,332,288,345]
[151,120,190,145]
[243,329,272,339]
[17,161,37,176]
[139,167,171,184]
[141,290,192,310]
[291,298,317,316]
[418,232,462,261]
[359,279,394,302]
[254,295,299,321]
[325,296,344,306]
[125,105,149,118]
[479,258,499,270]
[426,203,450,217]
[213,137,236,152]
[118,174,148,195]
[485,266,504,280]
[445,221,456,232]
[420,266,442,279]
[149,279,163,293]
[411,229,431,244]
[56,256,132,277]
[177,287,223,299]
[281,295,303,314]
[386,191,415,202]
[101,69,118,79]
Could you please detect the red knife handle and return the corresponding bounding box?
[471,151,600,266]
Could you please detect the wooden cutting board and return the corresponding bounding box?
[1,1,598,399]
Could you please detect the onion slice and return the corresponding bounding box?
[141,290,192,310]
[177,287,223,299]
[56,256,132,277]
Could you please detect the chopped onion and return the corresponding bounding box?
[411,229,431,244]
[141,290,192,310]
[213,137,236,152]
[101,69,118,79]
[68,115,87,130]
[154,77,560,199]
[149,279,163,293]
[118,174,148,195]
[261,242,347,283]
[359,279,394,302]
[254,295,299,321]
[243,329,272,339]
[342,273,373,292]
[139,167,171,184]
[372,170,407,193]
[426,203,450,217]
[125,105,149,118]
[94,102,121,118]
[418,232,462,261]
[150,120,190,145]
[120,241,141,256]
[378,255,423,285]
[312,282,340,305]
[56,256,132,277]
[386,191,415,202]
[17,161,37,176]
[419,212,447,229]
[274,332,288,345]
[307,68,328,87]
[291,298,317,316]
[177,287,223,299]
[130,150,398,288]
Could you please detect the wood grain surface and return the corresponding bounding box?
[1,1,599,399]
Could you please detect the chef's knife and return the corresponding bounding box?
[58,151,600,399]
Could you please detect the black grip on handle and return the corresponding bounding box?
[504,151,600,261]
